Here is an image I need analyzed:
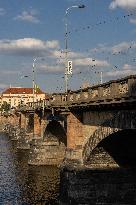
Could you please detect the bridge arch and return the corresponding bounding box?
[83,111,136,164]
[43,120,67,146]
[85,129,136,168]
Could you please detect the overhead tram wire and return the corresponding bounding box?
[50,11,136,90]
[66,11,135,35]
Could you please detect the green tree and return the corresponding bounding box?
[0,101,11,112]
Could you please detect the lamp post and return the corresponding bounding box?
[100,71,103,84]
[64,4,85,93]
[32,58,36,139]
[32,58,36,108]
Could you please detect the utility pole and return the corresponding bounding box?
[100,71,103,84]
[64,5,85,93]
[32,58,36,138]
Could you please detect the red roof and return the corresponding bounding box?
[2,87,45,95]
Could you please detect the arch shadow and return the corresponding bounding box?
[43,120,67,146]
[86,129,136,168]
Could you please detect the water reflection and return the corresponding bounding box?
[24,165,60,205]
[0,133,60,204]
[0,133,21,204]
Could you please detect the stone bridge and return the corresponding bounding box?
[2,74,136,205]
[4,74,136,168]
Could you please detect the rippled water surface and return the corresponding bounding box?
[0,133,60,205]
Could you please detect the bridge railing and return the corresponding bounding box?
[17,75,136,111]
[50,75,136,107]
[18,99,50,111]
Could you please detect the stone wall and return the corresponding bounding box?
[0,114,19,130]
[82,111,114,147]
[60,166,136,204]
[67,112,83,149]
[83,110,136,163]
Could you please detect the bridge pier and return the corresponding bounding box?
[64,111,84,165]
[15,112,32,150]
[19,112,27,130]
[29,113,66,165]
[33,112,42,138]
[16,111,45,150]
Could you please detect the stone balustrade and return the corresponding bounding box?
[50,75,136,108]
[17,75,136,111]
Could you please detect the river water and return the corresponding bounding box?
[0,132,60,205]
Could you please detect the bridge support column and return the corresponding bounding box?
[40,118,47,138]
[66,112,83,164]
[20,113,27,129]
[34,113,42,138]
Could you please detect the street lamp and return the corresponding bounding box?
[64,4,85,93]
[32,58,36,139]
[64,5,85,93]
[32,58,36,108]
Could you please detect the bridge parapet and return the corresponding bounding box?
[16,75,136,112]
[50,75,136,107]
[17,98,50,112]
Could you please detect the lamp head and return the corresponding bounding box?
[78,5,85,8]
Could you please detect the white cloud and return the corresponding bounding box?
[111,41,136,53]
[0,38,60,56]
[74,58,110,67]
[105,63,136,77]
[105,69,136,77]
[38,63,63,74]
[129,18,136,24]
[122,63,135,70]
[90,41,136,56]
[109,0,136,10]
[35,56,110,75]
[14,10,40,23]
[90,44,110,53]
[0,8,5,16]
[51,50,83,60]
[0,70,18,75]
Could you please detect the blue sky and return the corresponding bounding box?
[0,0,136,93]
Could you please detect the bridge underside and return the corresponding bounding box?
[86,129,136,168]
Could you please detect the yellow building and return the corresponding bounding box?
[1,87,46,108]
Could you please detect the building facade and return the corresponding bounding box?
[1,87,46,108]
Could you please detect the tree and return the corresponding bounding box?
[0,101,11,112]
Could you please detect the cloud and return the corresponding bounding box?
[90,44,110,53]
[74,58,110,67]
[122,63,135,70]
[91,41,136,55]
[109,0,136,10]
[105,69,136,77]
[14,10,40,23]
[35,56,110,75]
[0,38,60,56]
[111,41,135,53]
[51,50,83,60]
[129,18,136,24]
[0,70,19,75]
[105,63,136,77]
[39,63,63,74]
[0,8,5,16]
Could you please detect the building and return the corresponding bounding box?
[1,87,46,108]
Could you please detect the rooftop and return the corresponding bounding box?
[2,87,45,95]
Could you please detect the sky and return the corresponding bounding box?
[0,0,136,93]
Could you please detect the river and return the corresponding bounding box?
[0,132,60,205]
